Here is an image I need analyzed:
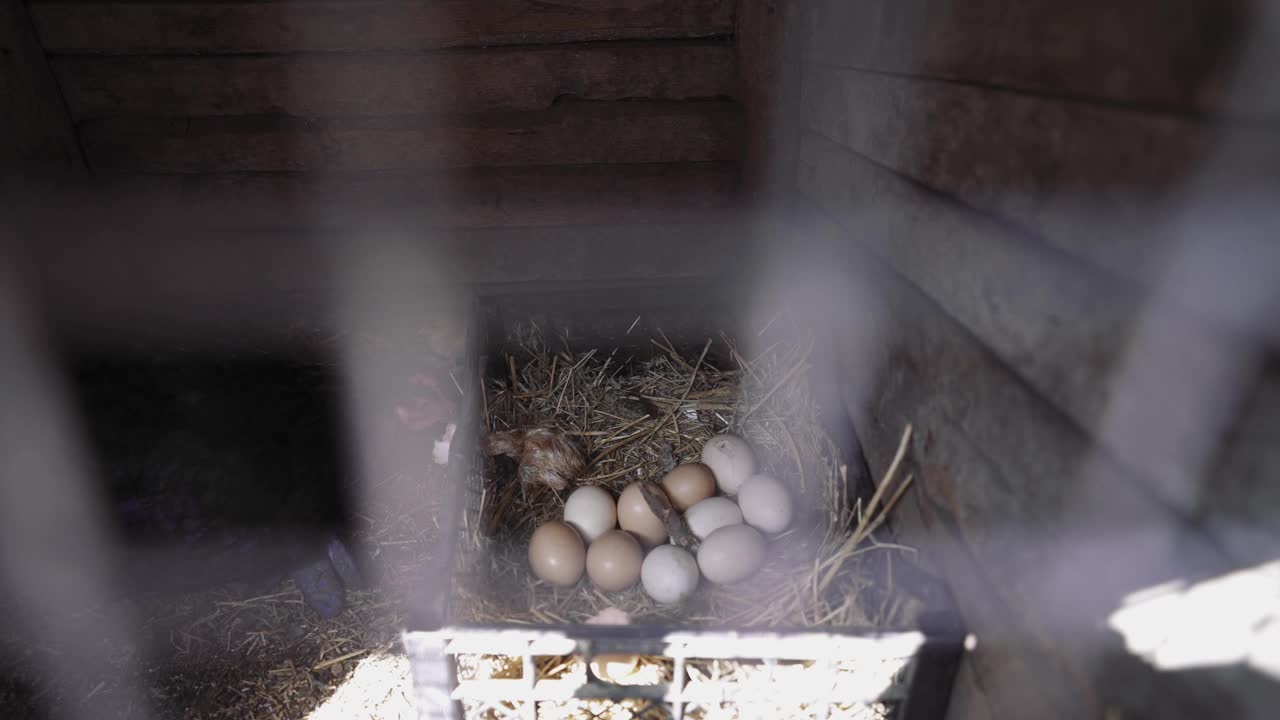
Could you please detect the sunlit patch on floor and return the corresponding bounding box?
[307,653,415,720]
[1108,559,1280,676]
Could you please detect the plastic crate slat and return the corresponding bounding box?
[456,676,903,704]
[678,682,873,704]
[663,631,926,660]
[439,632,577,656]
[430,630,924,661]
[454,678,676,702]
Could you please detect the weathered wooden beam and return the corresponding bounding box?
[79,101,743,173]
[31,221,746,348]
[797,130,1278,566]
[0,0,82,172]
[800,65,1280,284]
[16,163,740,231]
[797,129,1136,444]
[31,0,734,54]
[1204,363,1280,564]
[944,657,995,720]
[787,210,1258,718]
[844,248,1278,720]
[804,0,1271,117]
[734,0,802,202]
[53,41,737,119]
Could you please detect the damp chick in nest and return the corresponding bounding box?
[481,427,584,491]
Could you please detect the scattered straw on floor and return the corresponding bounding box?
[0,465,445,720]
[455,323,919,629]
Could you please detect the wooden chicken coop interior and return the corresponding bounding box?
[3,1,1280,719]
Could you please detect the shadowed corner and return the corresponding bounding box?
[0,247,152,719]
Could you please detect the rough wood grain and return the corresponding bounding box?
[735,0,800,202]
[1201,361,1280,566]
[804,0,1272,117]
[847,253,1278,720]
[816,247,1096,720]
[19,163,740,230]
[459,222,749,288]
[29,221,746,348]
[80,101,743,173]
[801,65,1280,282]
[53,42,737,118]
[31,0,734,53]
[790,214,1252,719]
[0,0,83,172]
[797,130,1133,470]
[797,131,1279,563]
[944,657,995,720]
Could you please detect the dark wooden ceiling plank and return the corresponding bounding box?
[17,163,742,230]
[80,101,744,172]
[1,0,84,173]
[32,0,734,54]
[54,42,737,118]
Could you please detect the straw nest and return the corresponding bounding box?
[455,323,919,629]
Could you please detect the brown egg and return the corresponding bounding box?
[528,521,585,587]
[660,463,717,511]
[586,530,643,591]
[617,482,669,546]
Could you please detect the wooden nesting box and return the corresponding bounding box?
[3,1,1278,719]
[405,281,964,719]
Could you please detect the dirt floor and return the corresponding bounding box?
[0,461,444,720]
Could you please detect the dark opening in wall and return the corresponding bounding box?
[60,349,360,611]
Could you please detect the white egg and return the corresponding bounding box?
[640,545,700,604]
[563,486,616,543]
[737,474,793,533]
[683,496,743,540]
[697,524,765,584]
[700,434,756,494]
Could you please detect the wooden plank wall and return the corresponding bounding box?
[30,222,750,348]
[734,0,805,201]
[25,0,744,229]
[10,0,762,356]
[0,0,82,173]
[31,0,734,53]
[787,1,1280,717]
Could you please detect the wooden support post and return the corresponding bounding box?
[0,0,82,173]
[735,0,804,205]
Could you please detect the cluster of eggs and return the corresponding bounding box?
[526,433,793,604]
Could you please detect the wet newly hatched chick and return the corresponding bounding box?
[481,427,584,490]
